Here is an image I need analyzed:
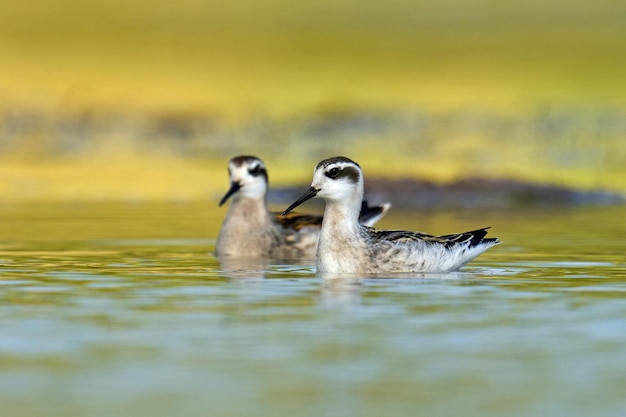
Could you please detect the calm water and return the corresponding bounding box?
[0,202,625,417]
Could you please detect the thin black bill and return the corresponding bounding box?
[282,187,318,215]
[218,182,242,206]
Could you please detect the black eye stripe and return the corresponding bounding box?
[248,165,267,177]
[325,166,360,183]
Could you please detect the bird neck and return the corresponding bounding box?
[316,191,365,273]
[226,197,271,224]
[321,191,363,238]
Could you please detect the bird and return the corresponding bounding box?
[215,155,391,258]
[282,156,500,274]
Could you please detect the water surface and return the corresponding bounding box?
[0,202,625,417]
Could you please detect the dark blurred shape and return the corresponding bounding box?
[271,178,625,209]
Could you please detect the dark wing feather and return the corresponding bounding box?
[368,227,499,249]
[359,200,388,225]
[439,228,499,246]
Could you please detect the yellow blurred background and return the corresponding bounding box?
[1,0,625,201]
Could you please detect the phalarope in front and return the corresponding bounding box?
[283,156,500,274]
[216,155,391,258]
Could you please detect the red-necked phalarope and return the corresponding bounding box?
[216,155,391,258]
[282,156,500,274]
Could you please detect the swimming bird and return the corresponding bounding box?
[282,156,500,274]
[216,155,390,258]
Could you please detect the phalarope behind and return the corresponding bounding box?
[216,155,391,258]
[283,156,500,274]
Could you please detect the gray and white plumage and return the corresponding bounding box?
[282,156,500,274]
[215,155,391,258]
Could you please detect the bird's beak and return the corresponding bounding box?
[282,187,318,215]
[218,182,241,206]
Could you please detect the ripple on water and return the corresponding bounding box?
[1,203,626,417]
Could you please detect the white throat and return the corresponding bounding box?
[316,186,365,273]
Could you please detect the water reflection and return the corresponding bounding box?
[217,254,317,280]
[319,278,363,306]
[1,203,626,417]
[217,255,270,279]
